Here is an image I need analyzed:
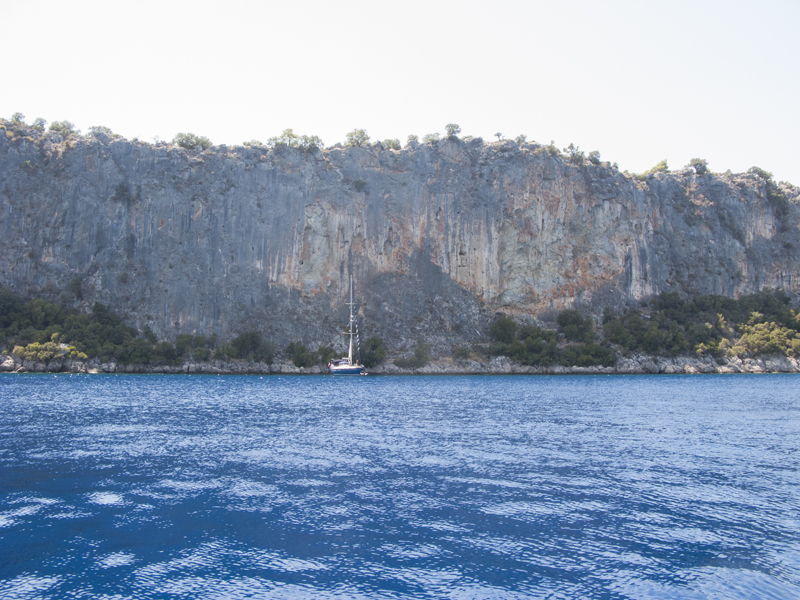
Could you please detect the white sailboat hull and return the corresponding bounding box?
[328,364,364,375]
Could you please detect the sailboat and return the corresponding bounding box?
[328,276,365,375]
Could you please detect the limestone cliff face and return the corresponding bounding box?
[1,128,798,352]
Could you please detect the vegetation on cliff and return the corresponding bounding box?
[0,288,213,366]
[478,290,799,367]
[1,285,798,372]
[484,313,616,368]
[602,290,800,359]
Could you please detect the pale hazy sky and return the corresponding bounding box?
[3,0,799,183]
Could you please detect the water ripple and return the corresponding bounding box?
[1,373,799,598]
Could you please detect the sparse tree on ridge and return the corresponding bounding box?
[689,158,708,175]
[346,129,370,147]
[748,166,772,180]
[173,132,212,151]
[89,125,115,137]
[565,143,585,165]
[48,120,80,138]
[267,129,323,151]
[445,123,461,139]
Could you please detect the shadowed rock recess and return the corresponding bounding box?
[1,128,798,355]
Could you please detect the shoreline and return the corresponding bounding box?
[2,353,798,376]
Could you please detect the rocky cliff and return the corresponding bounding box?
[1,125,798,354]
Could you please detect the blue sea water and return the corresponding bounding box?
[0,373,799,600]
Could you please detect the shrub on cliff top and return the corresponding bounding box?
[689,158,708,174]
[565,143,585,165]
[635,159,670,181]
[381,138,401,150]
[748,166,772,180]
[48,120,79,138]
[445,123,461,139]
[267,128,323,151]
[345,129,370,147]
[173,132,212,151]
[88,125,118,138]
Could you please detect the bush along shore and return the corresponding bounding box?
[2,349,798,376]
[1,287,798,375]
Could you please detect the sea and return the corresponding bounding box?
[0,373,798,600]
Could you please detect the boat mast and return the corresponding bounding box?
[347,276,354,365]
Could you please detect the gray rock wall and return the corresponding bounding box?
[1,129,798,353]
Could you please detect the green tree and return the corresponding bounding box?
[452,346,471,361]
[143,326,157,344]
[490,314,516,344]
[286,341,314,367]
[31,118,47,132]
[689,158,708,174]
[406,134,419,144]
[588,150,601,165]
[565,143,585,165]
[413,339,430,364]
[269,128,299,147]
[557,309,594,343]
[10,112,25,124]
[173,132,212,151]
[267,129,322,151]
[422,133,440,144]
[361,336,386,367]
[382,138,401,150]
[89,125,114,137]
[748,166,772,180]
[256,340,275,364]
[68,277,82,300]
[515,134,527,145]
[650,159,669,173]
[346,129,370,147]
[298,134,323,150]
[445,123,461,139]
[231,331,261,358]
[636,159,670,181]
[49,120,79,137]
[394,338,430,368]
[317,346,337,365]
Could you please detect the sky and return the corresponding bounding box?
[3,0,799,183]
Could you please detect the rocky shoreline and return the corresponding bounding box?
[2,353,798,376]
